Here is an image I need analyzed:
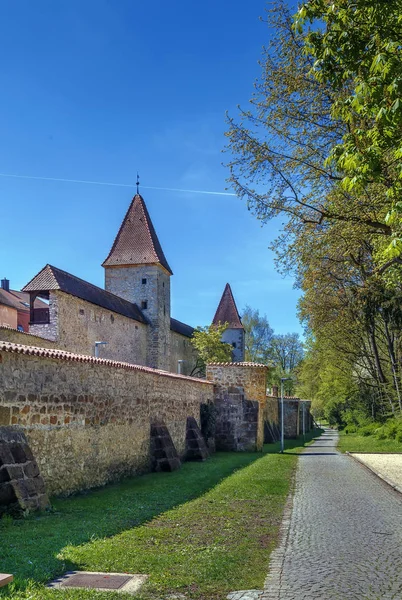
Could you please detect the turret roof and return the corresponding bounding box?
[212,283,244,329]
[102,194,173,274]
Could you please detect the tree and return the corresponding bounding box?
[295,0,402,259]
[190,323,232,376]
[242,305,274,363]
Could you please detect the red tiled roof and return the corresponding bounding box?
[212,283,243,329]
[102,194,173,274]
[0,340,212,384]
[0,289,47,312]
[207,361,267,368]
[22,265,148,324]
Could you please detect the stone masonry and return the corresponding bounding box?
[0,341,212,496]
[206,362,268,451]
[105,264,171,370]
[150,422,181,472]
[0,426,49,514]
[185,416,209,461]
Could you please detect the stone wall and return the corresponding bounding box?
[30,291,149,365]
[169,330,198,376]
[0,326,57,348]
[264,396,280,443]
[105,264,171,370]
[282,399,300,439]
[0,342,212,496]
[206,362,268,451]
[221,328,245,362]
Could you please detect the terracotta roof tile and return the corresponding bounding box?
[22,265,148,325]
[212,283,243,329]
[0,340,212,384]
[102,194,173,274]
[0,289,46,312]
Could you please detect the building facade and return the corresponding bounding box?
[22,194,199,374]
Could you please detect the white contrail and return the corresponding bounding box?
[0,172,236,197]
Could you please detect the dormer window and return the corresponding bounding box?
[141,301,148,310]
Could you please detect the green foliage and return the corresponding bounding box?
[190,323,232,375]
[242,305,274,363]
[296,0,402,257]
[241,305,303,394]
[338,429,402,453]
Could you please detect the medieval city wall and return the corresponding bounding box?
[169,330,198,376]
[0,326,57,348]
[206,363,268,451]
[30,291,149,365]
[0,343,212,496]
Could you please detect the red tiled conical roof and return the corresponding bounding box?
[102,194,173,274]
[212,283,243,329]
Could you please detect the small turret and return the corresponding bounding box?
[212,283,245,362]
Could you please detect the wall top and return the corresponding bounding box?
[0,341,213,385]
[207,361,267,368]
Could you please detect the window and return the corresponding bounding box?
[232,342,237,348]
[142,278,147,284]
[141,301,148,310]
[110,314,115,323]
[79,309,85,315]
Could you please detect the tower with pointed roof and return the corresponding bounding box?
[102,194,172,370]
[212,283,245,362]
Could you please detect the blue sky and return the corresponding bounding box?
[0,0,302,335]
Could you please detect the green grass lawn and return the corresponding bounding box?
[337,431,402,453]
[0,430,322,600]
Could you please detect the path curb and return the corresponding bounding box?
[346,452,402,496]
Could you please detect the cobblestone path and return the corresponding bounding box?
[262,429,402,600]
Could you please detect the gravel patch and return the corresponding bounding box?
[351,453,402,492]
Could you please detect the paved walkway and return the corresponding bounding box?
[262,429,402,600]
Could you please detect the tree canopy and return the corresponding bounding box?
[226,0,402,425]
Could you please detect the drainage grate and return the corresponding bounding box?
[62,573,131,590]
[48,571,149,594]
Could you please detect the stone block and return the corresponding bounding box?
[150,422,181,473]
[0,406,10,426]
[9,444,27,464]
[0,482,17,506]
[185,417,209,461]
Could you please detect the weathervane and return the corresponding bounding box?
[136,172,140,194]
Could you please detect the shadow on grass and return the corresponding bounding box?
[0,429,323,596]
[0,451,265,594]
[264,428,324,456]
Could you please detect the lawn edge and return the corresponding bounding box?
[346,452,402,496]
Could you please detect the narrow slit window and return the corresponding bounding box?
[141,301,148,310]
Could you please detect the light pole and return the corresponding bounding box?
[280,377,292,453]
